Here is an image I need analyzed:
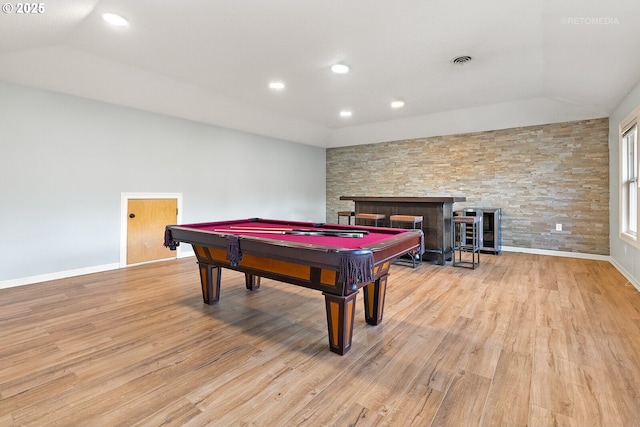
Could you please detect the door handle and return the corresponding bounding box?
[129,213,136,218]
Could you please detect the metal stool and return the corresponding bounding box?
[390,215,423,267]
[355,213,385,227]
[452,216,481,269]
[337,211,355,225]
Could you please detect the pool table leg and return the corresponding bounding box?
[323,292,358,355]
[198,263,222,304]
[362,274,388,325]
[245,273,261,291]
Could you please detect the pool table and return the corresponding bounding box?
[164,218,423,355]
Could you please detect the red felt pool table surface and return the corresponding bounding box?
[164,218,423,355]
[173,218,408,249]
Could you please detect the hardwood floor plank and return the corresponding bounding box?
[130,398,202,427]
[502,301,536,353]
[480,350,532,426]
[531,326,574,417]
[529,404,579,427]
[278,341,405,425]
[377,382,444,427]
[332,403,384,426]
[569,362,624,426]
[535,288,564,329]
[431,369,491,426]
[0,373,80,420]
[594,335,640,426]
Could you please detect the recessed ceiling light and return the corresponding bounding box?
[391,100,405,109]
[331,64,349,74]
[269,81,285,90]
[102,13,129,27]
[339,111,352,118]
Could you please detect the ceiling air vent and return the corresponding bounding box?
[451,55,472,65]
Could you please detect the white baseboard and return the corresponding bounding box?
[0,252,197,290]
[501,246,611,262]
[0,263,120,289]
[178,250,195,259]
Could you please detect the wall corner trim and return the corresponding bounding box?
[609,258,640,293]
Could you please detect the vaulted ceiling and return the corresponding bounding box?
[1,0,639,147]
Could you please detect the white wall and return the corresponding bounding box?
[0,81,326,283]
[609,80,640,289]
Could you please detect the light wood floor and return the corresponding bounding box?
[1,252,639,426]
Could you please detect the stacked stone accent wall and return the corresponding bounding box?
[327,118,610,255]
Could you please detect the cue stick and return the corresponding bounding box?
[229,225,369,234]
[212,229,365,238]
[215,229,286,234]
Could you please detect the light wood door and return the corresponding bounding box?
[126,198,177,265]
